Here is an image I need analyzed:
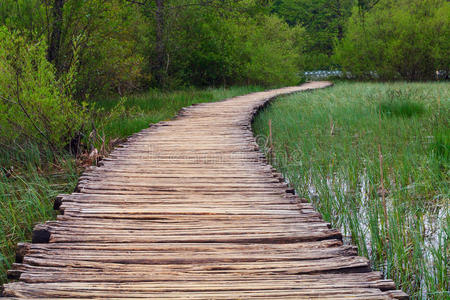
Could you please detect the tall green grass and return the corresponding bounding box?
[253,82,449,299]
[0,86,263,284]
[0,146,78,284]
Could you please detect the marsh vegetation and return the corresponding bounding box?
[253,82,449,298]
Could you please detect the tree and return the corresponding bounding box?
[1,0,307,94]
[334,0,449,80]
[272,0,355,70]
[357,0,380,11]
[154,0,165,86]
[126,0,259,88]
[45,0,147,96]
[47,0,64,74]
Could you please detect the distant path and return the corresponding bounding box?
[2,82,407,299]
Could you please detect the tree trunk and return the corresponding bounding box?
[48,0,64,74]
[154,0,166,87]
[336,0,344,40]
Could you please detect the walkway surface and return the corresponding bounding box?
[2,82,408,299]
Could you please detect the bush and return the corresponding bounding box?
[0,26,85,149]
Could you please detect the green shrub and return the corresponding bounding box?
[0,26,85,149]
[272,0,355,71]
[0,0,45,36]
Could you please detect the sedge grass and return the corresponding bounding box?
[253,82,449,299]
[0,147,78,284]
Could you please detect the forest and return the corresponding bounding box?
[0,0,448,151]
[0,0,448,299]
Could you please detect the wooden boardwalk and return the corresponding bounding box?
[2,82,408,299]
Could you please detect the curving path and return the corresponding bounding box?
[2,82,408,299]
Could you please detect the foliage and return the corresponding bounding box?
[253,82,449,298]
[1,0,448,88]
[61,0,147,97]
[0,0,46,38]
[148,5,246,88]
[0,0,147,97]
[273,0,355,70]
[0,0,306,93]
[334,0,450,80]
[141,0,304,88]
[0,26,85,149]
[241,15,304,86]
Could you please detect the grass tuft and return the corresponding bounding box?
[377,88,426,118]
[431,129,449,163]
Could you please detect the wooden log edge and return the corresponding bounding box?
[14,243,30,264]
[31,225,51,244]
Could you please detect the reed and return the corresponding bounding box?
[253,82,449,299]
